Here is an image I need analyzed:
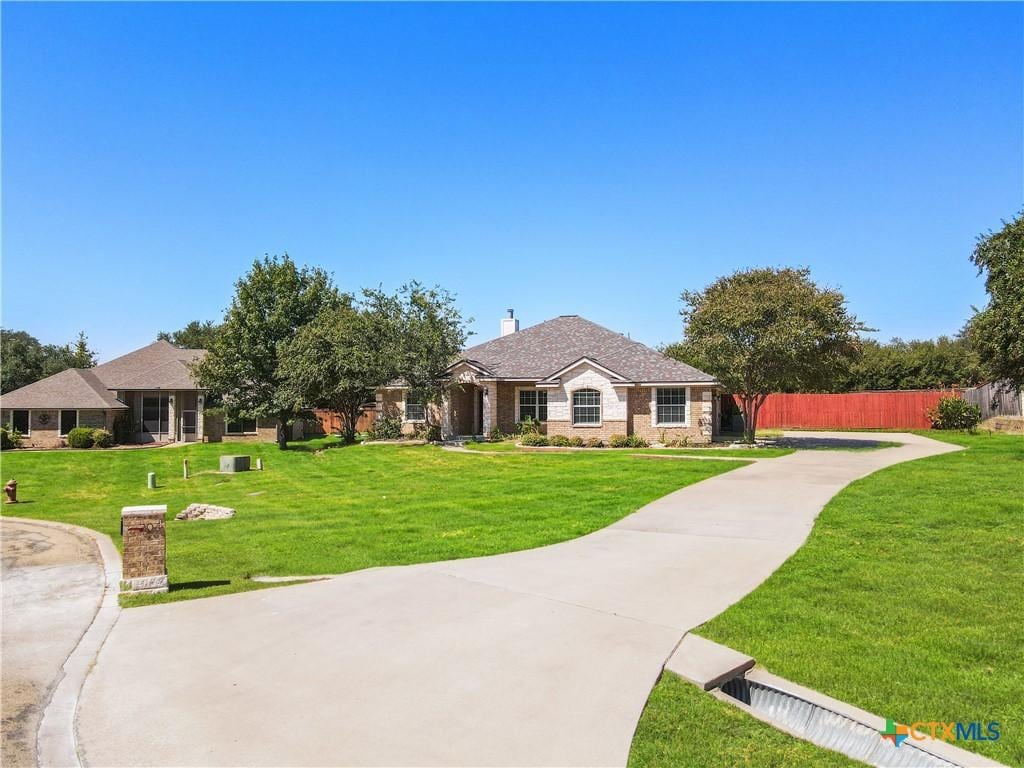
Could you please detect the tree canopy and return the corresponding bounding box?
[157,320,222,350]
[839,336,980,391]
[193,254,341,448]
[964,210,1024,391]
[672,267,867,442]
[1,329,98,393]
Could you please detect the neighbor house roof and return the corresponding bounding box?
[457,315,717,384]
[0,368,128,410]
[1,340,207,411]
[92,341,206,389]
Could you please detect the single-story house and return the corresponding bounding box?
[0,340,276,447]
[378,313,721,443]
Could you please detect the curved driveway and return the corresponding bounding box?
[77,432,959,767]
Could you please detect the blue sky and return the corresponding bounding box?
[3,2,1021,361]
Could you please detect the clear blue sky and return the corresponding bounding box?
[3,2,1021,362]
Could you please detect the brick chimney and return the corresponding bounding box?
[501,308,519,337]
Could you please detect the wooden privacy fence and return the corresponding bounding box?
[723,390,959,430]
[962,381,1022,419]
[308,407,378,436]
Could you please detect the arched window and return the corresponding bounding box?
[572,389,601,425]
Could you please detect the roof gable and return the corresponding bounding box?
[459,315,716,384]
[92,340,206,390]
[0,368,127,410]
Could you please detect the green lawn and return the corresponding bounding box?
[630,432,1023,767]
[0,438,743,605]
[464,440,795,458]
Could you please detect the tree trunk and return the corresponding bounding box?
[342,404,360,444]
[276,416,289,450]
[741,395,757,444]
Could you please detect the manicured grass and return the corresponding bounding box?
[629,672,859,768]
[630,432,1023,766]
[0,438,744,605]
[464,441,795,458]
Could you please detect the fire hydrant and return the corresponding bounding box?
[4,479,17,504]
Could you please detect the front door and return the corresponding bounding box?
[476,388,484,435]
[181,410,198,442]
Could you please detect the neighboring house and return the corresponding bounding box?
[0,340,275,447]
[378,313,721,443]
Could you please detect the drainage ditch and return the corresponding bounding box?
[719,676,958,768]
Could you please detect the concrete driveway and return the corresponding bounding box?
[1,518,105,768]
[76,432,959,767]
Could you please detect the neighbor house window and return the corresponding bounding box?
[572,389,601,425]
[656,388,687,425]
[518,389,548,422]
[404,394,425,422]
[226,415,258,434]
[9,410,30,435]
[59,410,78,436]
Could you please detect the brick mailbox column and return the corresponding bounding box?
[120,504,169,594]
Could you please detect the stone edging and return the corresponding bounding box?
[4,517,123,768]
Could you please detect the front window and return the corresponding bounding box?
[518,389,548,422]
[59,409,78,436]
[226,415,258,434]
[572,389,601,425]
[404,394,425,422]
[656,388,687,425]
[9,410,29,434]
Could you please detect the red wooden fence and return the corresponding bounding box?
[723,390,958,430]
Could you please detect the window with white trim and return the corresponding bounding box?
[656,388,687,425]
[404,394,425,422]
[8,410,29,435]
[572,389,601,425]
[518,389,548,422]
[59,409,78,436]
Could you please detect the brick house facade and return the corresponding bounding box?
[1,340,284,448]
[378,313,720,445]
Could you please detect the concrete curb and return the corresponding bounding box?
[4,517,123,768]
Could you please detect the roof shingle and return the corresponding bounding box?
[459,315,716,383]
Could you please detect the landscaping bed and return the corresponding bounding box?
[0,437,745,606]
[629,432,1023,767]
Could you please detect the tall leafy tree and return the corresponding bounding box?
[1,329,98,392]
[965,211,1024,391]
[674,267,867,443]
[279,296,400,443]
[158,320,222,350]
[840,336,981,391]
[391,282,467,429]
[194,254,340,449]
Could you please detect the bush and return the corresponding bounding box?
[608,434,630,448]
[414,423,442,442]
[67,427,95,449]
[488,425,505,441]
[549,435,571,447]
[585,437,604,448]
[367,414,402,441]
[626,434,650,448]
[520,433,549,446]
[568,436,585,448]
[666,437,690,448]
[516,417,542,436]
[91,428,114,448]
[927,396,982,431]
[112,412,138,444]
[0,426,22,450]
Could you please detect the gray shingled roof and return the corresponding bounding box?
[1,340,207,410]
[459,315,716,383]
[0,368,128,410]
[93,340,206,389]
